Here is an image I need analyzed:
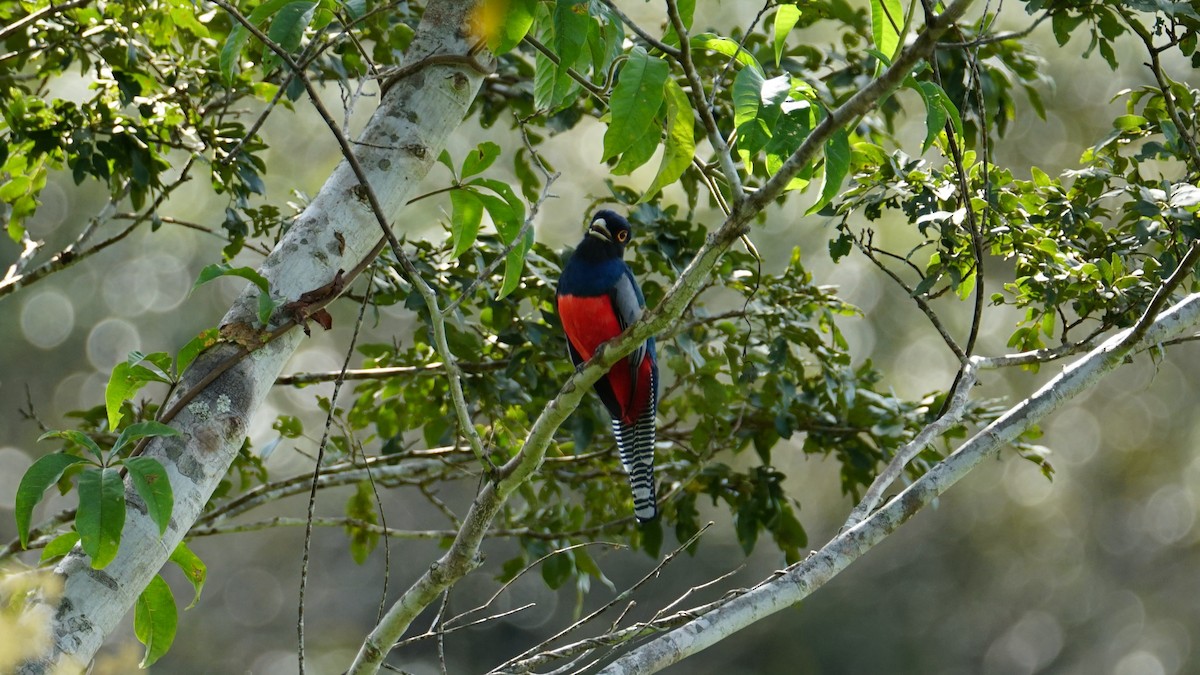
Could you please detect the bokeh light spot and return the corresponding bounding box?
[85,319,141,370]
[21,290,75,350]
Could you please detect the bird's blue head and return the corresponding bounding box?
[578,209,633,259]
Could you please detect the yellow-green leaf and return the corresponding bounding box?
[135,574,177,667]
[641,79,695,202]
[169,541,208,610]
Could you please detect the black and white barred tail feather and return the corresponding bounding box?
[614,369,658,522]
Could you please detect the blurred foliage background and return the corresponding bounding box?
[2,0,1200,673]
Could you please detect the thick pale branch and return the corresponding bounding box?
[16,1,484,670]
[600,291,1200,673]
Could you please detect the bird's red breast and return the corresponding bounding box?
[557,293,652,424]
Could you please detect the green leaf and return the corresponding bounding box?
[461,141,502,178]
[192,263,271,294]
[916,81,947,153]
[40,531,81,562]
[611,117,662,175]
[176,328,219,377]
[602,47,669,161]
[344,481,379,564]
[257,283,277,325]
[262,1,317,73]
[450,188,484,259]
[77,467,127,569]
[732,65,765,129]
[219,0,295,83]
[661,0,695,46]
[499,227,534,299]
[478,0,537,54]
[541,550,573,589]
[477,192,518,240]
[870,0,904,59]
[38,430,104,463]
[641,79,695,201]
[125,457,173,536]
[135,574,178,668]
[690,33,762,73]
[105,362,154,431]
[471,177,526,241]
[553,0,591,72]
[169,541,208,610]
[112,420,180,456]
[16,454,91,547]
[773,5,802,66]
[807,127,851,215]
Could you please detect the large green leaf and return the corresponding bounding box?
[262,1,317,73]
[461,141,502,178]
[807,127,851,215]
[125,457,174,536]
[773,5,802,66]
[169,541,208,610]
[553,0,591,73]
[77,467,127,569]
[478,0,537,54]
[192,263,270,294]
[105,361,168,432]
[602,47,669,162]
[690,33,763,73]
[471,178,526,242]
[40,531,81,562]
[499,228,534,300]
[15,454,91,547]
[611,118,662,175]
[135,574,178,667]
[450,188,484,258]
[641,79,696,202]
[870,0,904,60]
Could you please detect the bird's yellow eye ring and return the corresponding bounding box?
[616,230,629,242]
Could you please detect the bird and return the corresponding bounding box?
[556,209,659,522]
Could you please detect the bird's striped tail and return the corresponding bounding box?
[614,372,657,522]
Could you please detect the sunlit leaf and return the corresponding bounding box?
[135,574,177,667]
[807,127,851,215]
[641,79,695,202]
[16,454,91,547]
[773,5,802,66]
[169,541,208,610]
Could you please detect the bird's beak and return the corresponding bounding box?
[587,220,613,242]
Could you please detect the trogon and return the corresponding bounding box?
[556,209,659,522]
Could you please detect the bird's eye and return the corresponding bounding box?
[616,230,628,242]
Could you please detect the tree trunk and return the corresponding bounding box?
[17,1,484,670]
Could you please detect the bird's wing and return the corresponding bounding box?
[609,267,646,368]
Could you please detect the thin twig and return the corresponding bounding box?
[299,270,375,673]
[665,0,745,203]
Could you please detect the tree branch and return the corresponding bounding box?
[601,289,1200,673]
